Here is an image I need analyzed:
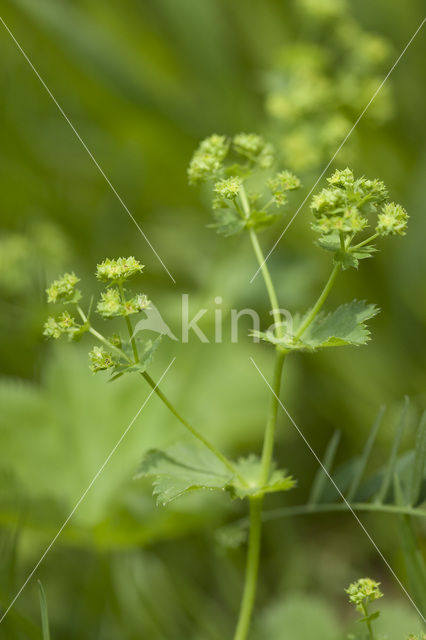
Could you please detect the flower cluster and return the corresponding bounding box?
[311,168,389,237]
[97,288,150,318]
[96,257,144,284]
[376,202,409,236]
[46,272,81,304]
[88,346,115,373]
[268,170,301,205]
[189,133,301,236]
[187,134,229,185]
[310,169,408,268]
[345,578,383,613]
[43,311,82,341]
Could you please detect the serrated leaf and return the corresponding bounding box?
[302,300,380,349]
[229,455,296,499]
[333,250,360,270]
[136,442,233,505]
[246,209,279,232]
[209,208,245,236]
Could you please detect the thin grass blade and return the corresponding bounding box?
[308,431,341,505]
[375,397,409,504]
[409,410,426,506]
[347,405,385,501]
[37,580,51,640]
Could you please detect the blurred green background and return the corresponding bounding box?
[0,0,425,637]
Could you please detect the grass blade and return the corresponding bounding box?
[308,431,341,505]
[394,475,426,616]
[375,397,409,504]
[410,410,426,506]
[347,405,385,502]
[37,581,51,640]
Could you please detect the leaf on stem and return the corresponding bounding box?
[109,337,161,380]
[229,455,296,499]
[135,442,233,505]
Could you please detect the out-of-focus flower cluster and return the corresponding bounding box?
[189,133,301,236]
[264,0,393,171]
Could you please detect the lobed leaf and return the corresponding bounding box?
[302,300,380,349]
[230,455,296,499]
[136,442,233,505]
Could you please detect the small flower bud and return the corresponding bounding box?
[97,288,122,317]
[43,316,62,339]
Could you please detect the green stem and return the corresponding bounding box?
[233,498,263,640]
[362,603,375,640]
[118,282,139,363]
[259,350,286,485]
[249,230,284,338]
[78,308,239,479]
[141,371,240,479]
[350,232,379,251]
[239,185,283,338]
[295,263,340,339]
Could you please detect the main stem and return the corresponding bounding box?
[233,498,263,640]
[362,603,375,640]
[233,200,286,639]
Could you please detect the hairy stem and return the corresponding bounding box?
[233,498,263,640]
[295,263,340,339]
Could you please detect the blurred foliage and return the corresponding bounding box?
[0,0,425,636]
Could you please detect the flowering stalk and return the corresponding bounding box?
[189,134,409,640]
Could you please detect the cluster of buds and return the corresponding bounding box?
[311,168,408,254]
[345,577,383,613]
[43,311,82,341]
[189,133,302,235]
[96,256,144,284]
[97,288,150,318]
[43,257,151,375]
[88,346,115,373]
[46,272,81,304]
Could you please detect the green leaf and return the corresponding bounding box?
[333,250,359,270]
[230,455,296,499]
[246,209,279,232]
[302,300,380,349]
[135,442,233,505]
[209,208,245,236]
[38,581,51,640]
[308,431,341,505]
[110,337,161,380]
[410,410,426,506]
